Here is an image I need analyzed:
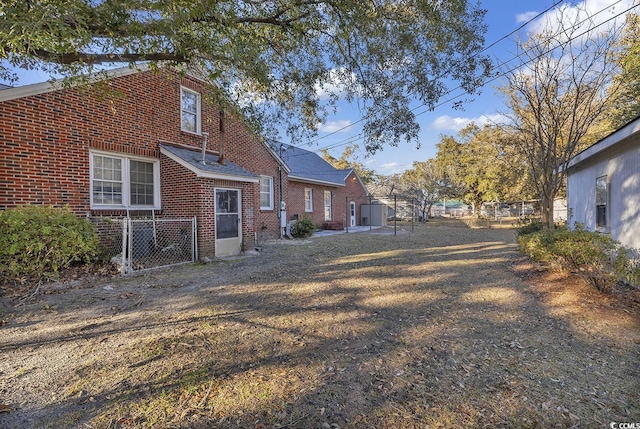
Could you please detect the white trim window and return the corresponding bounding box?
[260,176,274,210]
[90,150,160,209]
[305,188,313,212]
[324,190,332,221]
[181,87,201,134]
[595,175,608,231]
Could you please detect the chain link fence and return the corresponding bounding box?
[90,216,196,274]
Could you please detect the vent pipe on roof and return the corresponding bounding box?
[218,110,226,165]
[201,132,209,165]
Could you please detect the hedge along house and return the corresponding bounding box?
[566,116,640,249]
[278,144,369,230]
[0,66,285,260]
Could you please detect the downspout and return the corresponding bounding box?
[218,110,225,165]
[279,144,284,239]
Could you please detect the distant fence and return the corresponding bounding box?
[90,216,196,274]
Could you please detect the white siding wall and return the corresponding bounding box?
[567,136,640,249]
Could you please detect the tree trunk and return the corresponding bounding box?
[541,190,555,229]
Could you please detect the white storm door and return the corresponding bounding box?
[215,188,242,256]
[350,201,356,226]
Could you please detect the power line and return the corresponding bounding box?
[308,0,635,157]
[307,0,567,146]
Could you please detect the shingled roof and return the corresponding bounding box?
[160,144,260,183]
[279,144,349,187]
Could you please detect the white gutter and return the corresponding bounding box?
[287,175,345,187]
[567,116,640,170]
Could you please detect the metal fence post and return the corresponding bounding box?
[122,218,131,275]
[394,194,397,236]
[193,216,198,262]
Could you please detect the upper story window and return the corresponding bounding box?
[260,176,274,210]
[181,87,201,134]
[305,188,313,212]
[595,175,608,231]
[90,150,160,209]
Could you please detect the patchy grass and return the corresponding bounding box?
[1,220,638,428]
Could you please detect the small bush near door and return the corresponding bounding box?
[0,205,98,287]
[291,216,316,238]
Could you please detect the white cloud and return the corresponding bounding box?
[381,162,399,168]
[526,0,634,40]
[379,162,402,174]
[317,120,353,133]
[431,114,508,132]
[516,11,539,24]
[314,67,360,99]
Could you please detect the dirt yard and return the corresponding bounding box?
[1,220,639,428]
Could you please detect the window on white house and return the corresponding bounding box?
[596,175,607,230]
[181,87,201,134]
[305,188,313,212]
[324,190,332,220]
[91,151,159,209]
[260,176,274,210]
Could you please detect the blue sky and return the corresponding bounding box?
[2,0,636,176]
[315,0,637,175]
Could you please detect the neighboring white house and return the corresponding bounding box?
[566,116,640,249]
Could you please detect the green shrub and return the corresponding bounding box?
[622,248,640,288]
[515,219,544,236]
[291,216,316,238]
[517,225,628,293]
[0,205,99,285]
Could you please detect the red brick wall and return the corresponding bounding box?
[286,181,344,228]
[343,170,370,226]
[0,68,284,257]
[284,172,369,229]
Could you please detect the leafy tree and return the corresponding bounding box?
[499,5,624,228]
[434,123,518,215]
[0,0,492,153]
[400,160,445,221]
[605,12,640,130]
[320,145,378,184]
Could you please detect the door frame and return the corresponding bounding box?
[350,201,356,226]
[214,187,242,257]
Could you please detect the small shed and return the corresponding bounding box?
[360,204,388,226]
[566,116,640,249]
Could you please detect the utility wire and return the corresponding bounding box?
[304,0,634,158]
[307,0,567,146]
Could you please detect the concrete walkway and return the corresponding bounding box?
[312,225,382,237]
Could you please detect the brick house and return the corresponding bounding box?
[0,66,285,259]
[278,144,369,230]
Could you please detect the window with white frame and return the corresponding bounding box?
[305,188,313,212]
[91,151,159,209]
[181,87,201,134]
[324,190,332,220]
[595,175,607,230]
[260,176,274,210]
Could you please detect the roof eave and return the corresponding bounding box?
[287,175,344,187]
[0,65,151,103]
[567,116,640,170]
[160,146,260,183]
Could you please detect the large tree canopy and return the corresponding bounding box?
[0,0,491,152]
[499,4,625,228]
[606,12,640,129]
[434,123,521,214]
